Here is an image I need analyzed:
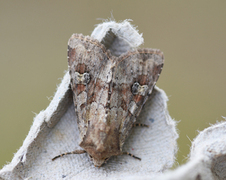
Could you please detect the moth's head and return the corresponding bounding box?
[88,154,110,167]
[79,126,121,167]
[83,144,116,167]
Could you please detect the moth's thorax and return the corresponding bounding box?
[80,119,121,166]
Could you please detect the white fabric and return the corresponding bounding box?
[147,120,226,180]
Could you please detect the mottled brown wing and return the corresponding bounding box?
[67,34,113,140]
[111,49,164,148]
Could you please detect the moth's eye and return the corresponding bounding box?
[83,72,90,84]
[89,155,93,159]
[131,82,140,95]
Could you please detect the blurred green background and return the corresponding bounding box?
[0,1,226,168]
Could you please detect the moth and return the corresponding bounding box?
[52,33,164,167]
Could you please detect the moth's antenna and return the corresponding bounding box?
[52,150,86,161]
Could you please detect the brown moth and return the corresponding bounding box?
[52,33,164,167]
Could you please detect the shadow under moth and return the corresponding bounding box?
[52,33,164,167]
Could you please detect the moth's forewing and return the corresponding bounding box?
[114,49,164,146]
[68,34,121,166]
[68,34,110,141]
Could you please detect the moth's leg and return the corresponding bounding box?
[133,123,149,127]
[52,150,86,161]
[120,152,141,160]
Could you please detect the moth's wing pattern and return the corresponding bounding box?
[68,34,112,141]
[112,49,164,147]
[67,34,164,163]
